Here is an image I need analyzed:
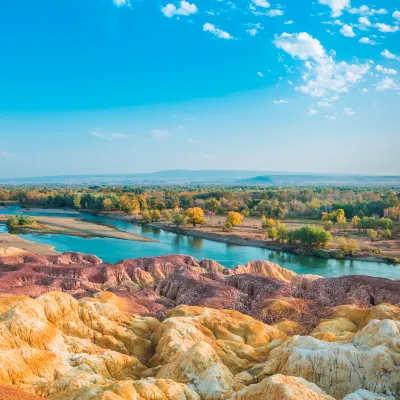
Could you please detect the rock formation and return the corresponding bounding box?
[0,250,399,399]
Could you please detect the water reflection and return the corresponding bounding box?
[0,207,399,279]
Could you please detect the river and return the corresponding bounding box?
[1,206,399,279]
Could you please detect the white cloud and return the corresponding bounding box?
[340,24,356,37]
[151,129,169,137]
[358,16,372,26]
[113,0,130,6]
[267,9,284,17]
[257,71,264,77]
[319,0,350,17]
[316,101,332,108]
[188,138,202,145]
[0,151,16,158]
[274,32,370,98]
[288,80,293,85]
[251,0,270,8]
[284,20,294,25]
[375,23,399,33]
[274,32,325,61]
[376,77,400,91]
[161,1,198,18]
[393,11,400,21]
[188,152,215,159]
[381,49,400,61]
[344,107,355,116]
[325,115,337,120]
[273,99,288,104]
[308,109,317,115]
[348,5,387,16]
[376,65,397,75]
[246,23,263,36]
[91,130,128,140]
[361,88,368,92]
[203,23,233,39]
[359,37,376,45]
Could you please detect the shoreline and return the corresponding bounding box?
[7,206,396,265]
[0,233,59,255]
[150,223,388,264]
[91,211,390,265]
[0,214,155,243]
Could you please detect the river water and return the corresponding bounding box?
[1,206,399,279]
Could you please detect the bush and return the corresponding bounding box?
[313,249,330,259]
[7,215,36,228]
[380,229,392,240]
[288,225,332,249]
[383,256,400,264]
[367,229,378,242]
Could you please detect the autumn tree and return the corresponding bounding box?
[226,212,244,229]
[150,209,161,222]
[186,207,205,227]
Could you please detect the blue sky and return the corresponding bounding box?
[0,0,399,177]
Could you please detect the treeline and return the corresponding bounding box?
[0,186,399,220]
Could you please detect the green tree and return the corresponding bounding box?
[367,229,378,242]
[172,212,186,227]
[276,223,289,243]
[204,198,220,214]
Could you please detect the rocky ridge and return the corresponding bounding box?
[0,249,399,399]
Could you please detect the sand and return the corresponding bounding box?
[0,234,58,255]
[0,215,154,242]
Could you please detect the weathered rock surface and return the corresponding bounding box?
[0,251,399,399]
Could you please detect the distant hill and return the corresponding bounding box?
[1,170,399,186]
[237,174,400,186]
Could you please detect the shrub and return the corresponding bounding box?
[380,229,392,240]
[367,229,378,242]
[7,215,36,228]
[314,249,330,259]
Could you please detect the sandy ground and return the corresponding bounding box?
[0,215,154,242]
[22,207,81,214]
[0,234,59,255]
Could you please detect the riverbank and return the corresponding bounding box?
[153,223,388,264]
[0,233,59,255]
[0,215,155,242]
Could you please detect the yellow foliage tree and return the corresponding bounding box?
[186,207,205,227]
[226,212,244,228]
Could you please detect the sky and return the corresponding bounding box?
[0,0,399,178]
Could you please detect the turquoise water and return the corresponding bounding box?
[1,206,399,279]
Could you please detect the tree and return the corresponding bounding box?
[367,229,378,242]
[380,229,392,240]
[288,225,332,249]
[172,212,186,226]
[162,210,172,222]
[324,220,333,231]
[150,209,161,222]
[226,212,244,228]
[351,216,360,229]
[204,198,220,214]
[186,207,205,227]
[276,223,289,243]
[141,210,151,223]
[102,198,113,211]
[267,227,278,239]
[261,216,275,230]
[338,237,359,255]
